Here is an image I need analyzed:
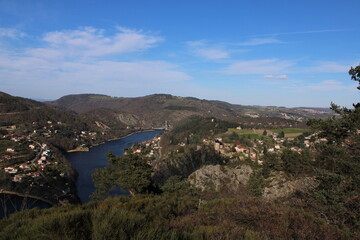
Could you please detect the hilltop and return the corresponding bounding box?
[48,93,333,130]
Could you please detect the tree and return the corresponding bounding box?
[278,131,285,138]
[92,152,154,200]
[306,64,360,231]
[349,65,360,90]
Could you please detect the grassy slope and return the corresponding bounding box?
[0,193,347,240]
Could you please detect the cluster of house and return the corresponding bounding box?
[80,130,97,140]
[31,121,98,141]
[128,136,161,164]
[201,130,328,165]
[0,127,67,184]
[211,138,259,161]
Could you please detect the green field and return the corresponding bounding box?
[227,127,309,139]
[271,128,309,134]
[227,128,264,135]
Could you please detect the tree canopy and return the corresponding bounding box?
[92,153,154,200]
[306,64,360,231]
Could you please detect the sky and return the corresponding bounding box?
[0,0,359,107]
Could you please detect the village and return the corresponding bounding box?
[0,120,99,204]
[126,125,327,168]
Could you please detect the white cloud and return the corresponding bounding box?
[263,74,288,79]
[310,62,352,73]
[195,48,229,60]
[28,26,162,59]
[186,40,230,60]
[223,59,294,75]
[238,37,283,46]
[0,26,192,98]
[0,54,191,98]
[0,28,25,38]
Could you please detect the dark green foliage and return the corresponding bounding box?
[169,117,238,145]
[92,153,154,200]
[223,133,255,146]
[261,153,281,178]
[281,149,311,176]
[278,131,285,138]
[161,175,195,195]
[247,170,265,197]
[306,65,360,232]
[349,65,360,89]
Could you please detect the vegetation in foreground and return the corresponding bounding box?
[0,184,347,240]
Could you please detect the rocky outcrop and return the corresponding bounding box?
[116,113,143,126]
[263,172,319,200]
[188,164,253,191]
[153,145,226,184]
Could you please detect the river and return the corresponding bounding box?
[0,130,162,219]
[66,130,163,203]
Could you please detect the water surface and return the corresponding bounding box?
[67,130,162,203]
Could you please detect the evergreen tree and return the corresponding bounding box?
[307,64,360,231]
[92,152,154,200]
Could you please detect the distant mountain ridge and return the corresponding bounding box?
[48,93,333,130]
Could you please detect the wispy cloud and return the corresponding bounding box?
[263,74,288,79]
[238,37,283,46]
[28,26,162,59]
[0,27,25,38]
[310,61,353,73]
[186,40,230,60]
[194,48,229,60]
[223,59,294,75]
[0,26,192,98]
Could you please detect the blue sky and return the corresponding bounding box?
[0,0,359,107]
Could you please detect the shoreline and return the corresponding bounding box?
[66,129,164,204]
[67,129,164,153]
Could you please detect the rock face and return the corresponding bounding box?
[188,164,253,191]
[153,146,226,184]
[263,172,319,200]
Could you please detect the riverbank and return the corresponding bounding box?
[67,130,164,203]
[67,129,164,153]
[67,146,89,152]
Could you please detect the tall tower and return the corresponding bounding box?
[165,121,170,131]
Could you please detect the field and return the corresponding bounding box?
[228,129,265,135]
[271,128,309,138]
[271,128,309,134]
[227,128,309,139]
